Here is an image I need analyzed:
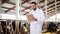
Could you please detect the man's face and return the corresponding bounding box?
[31,4,37,10]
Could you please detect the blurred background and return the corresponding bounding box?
[0,0,60,34]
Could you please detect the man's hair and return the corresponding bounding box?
[31,2,37,5]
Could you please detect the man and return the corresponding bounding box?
[29,2,45,34]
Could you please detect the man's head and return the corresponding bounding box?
[31,2,37,10]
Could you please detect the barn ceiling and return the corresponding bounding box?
[0,0,60,18]
[21,0,60,18]
[1,0,16,14]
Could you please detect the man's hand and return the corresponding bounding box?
[33,17,38,21]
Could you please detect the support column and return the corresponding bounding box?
[15,0,20,34]
[55,0,57,22]
[45,0,48,19]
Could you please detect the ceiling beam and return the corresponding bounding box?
[47,7,55,11]
[6,2,15,5]
[22,0,30,4]
[57,0,60,1]
[21,0,60,12]
[41,1,60,8]
[47,11,55,16]
[41,1,60,10]
[39,0,45,3]
[41,1,55,8]
[5,6,15,13]
[57,2,60,5]
[57,6,60,8]
[48,5,60,12]
[47,13,54,18]
[47,7,60,14]
[2,0,9,4]
[2,6,13,9]
[47,4,55,9]
[47,3,60,11]
[47,9,60,17]
[47,1,55,5]
[2,0,15,5]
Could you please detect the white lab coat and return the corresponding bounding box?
[29,8,45,34]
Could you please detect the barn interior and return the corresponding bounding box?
[0,0,60,34]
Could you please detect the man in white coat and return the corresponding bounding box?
[29,2,45,34]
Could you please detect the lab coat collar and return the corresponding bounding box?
[32,8,39,11]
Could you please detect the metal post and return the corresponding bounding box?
[0,0,2,19]
[0,21,1,34]
[45,0,48,19]
[15,0,20,34]
[6,20,7,34]
[55,0,57,22]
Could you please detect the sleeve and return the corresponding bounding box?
[39,9,45,22]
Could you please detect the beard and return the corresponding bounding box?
[33,8,37,10]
